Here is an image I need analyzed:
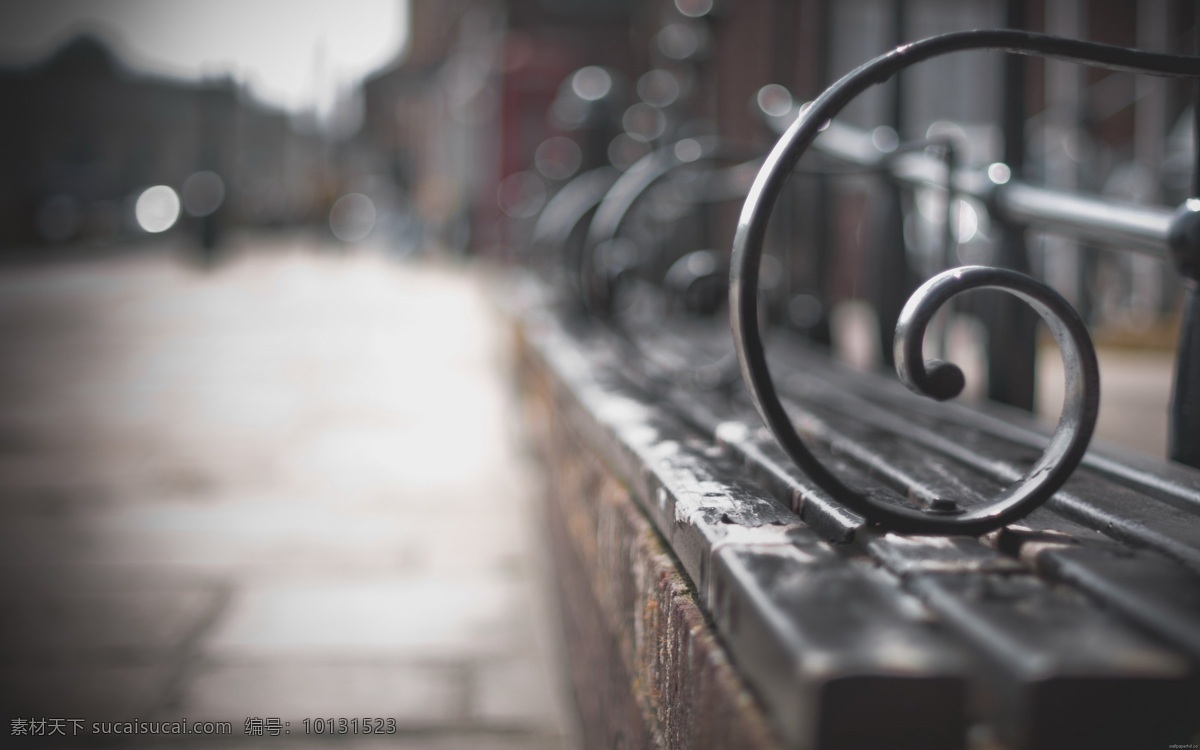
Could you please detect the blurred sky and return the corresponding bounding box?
[0,0,409,113]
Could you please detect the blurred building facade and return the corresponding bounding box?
[3,0,1196,334]
[0,33,332,254]
[407,0,1191,331]
[358,0,641,255]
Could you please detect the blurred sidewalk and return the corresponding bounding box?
[0,235,575,749]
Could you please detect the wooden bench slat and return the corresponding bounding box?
[764,356,1200,574]
[668,336,1200,673]
[1028,542,1200,661]
[714,420,865,544]
[713,545,968,750]
[525,320,973,749]
[787,392,1200,662]
[518,313,1200,748]
[908,572,1194,750]
[778,345,1200,517]
[866,534,1026,577]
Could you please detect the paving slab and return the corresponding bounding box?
[0,238,574,749]
[175,661,467,725]
[0,587,219,663]
[0,664,173,723]
[206,577,524,658]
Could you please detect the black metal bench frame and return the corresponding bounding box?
[516,25,1200,750]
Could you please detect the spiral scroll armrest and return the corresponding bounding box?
[582,137,760,318]
[571,137,763,390]
[732,29,1200,535]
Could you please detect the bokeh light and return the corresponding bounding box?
[608,134,651,171]
[496,172,547,219]
[675,0,715,17]
[534,137,583,181]
[656,22,708,61]
[622,103,667,143]
[182,171,227,217]
[570,66,613,102]
[134,185,181,233]
[637,70,680,108]
[755,84,792,118]
[329,193,377,242]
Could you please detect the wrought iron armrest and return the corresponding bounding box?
[559,137,764,389]
[529,166,621,310]
[581,136,760,318]
[732,29,1200,535]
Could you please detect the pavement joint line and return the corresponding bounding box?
[455,659,476,721]
[0,246,573,748]
[151,579,237,717]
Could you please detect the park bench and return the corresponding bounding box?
[511,28,1200,750]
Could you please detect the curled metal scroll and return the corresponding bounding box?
[583,136,760,318]
[581,137,762,389]
[529,166,620,308]
[893,266,1099,531]
[732,29,1200,534]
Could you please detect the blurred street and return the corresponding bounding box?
[0,235,574,749]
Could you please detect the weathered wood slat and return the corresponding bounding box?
[770,359,1200,574]
[715,384,1200,699]
[714,420,865,544]
[870,532,1194,749]
[515,307,1200,749]
[689,334,1200,694]
[712,400,1200,749]
[907,572,1193,750]
[797,347,1200,515]
[712,545,967,750]
[522,329,785,750]
[778,346,1200,520]
[521,319,970,749]
[1026,542,1200,661]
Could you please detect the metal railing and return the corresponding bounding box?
[522,28,1200,536]
[730,29,1200,533]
